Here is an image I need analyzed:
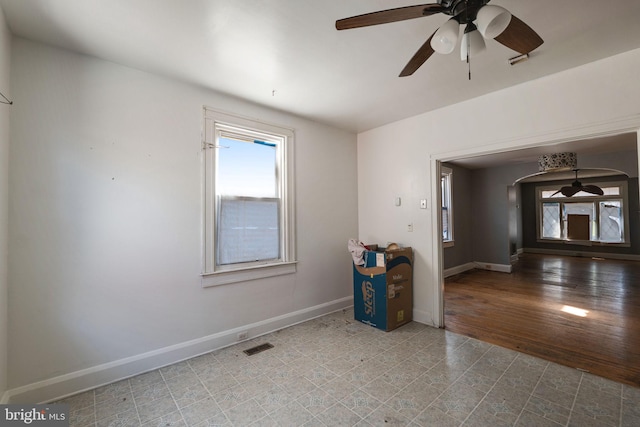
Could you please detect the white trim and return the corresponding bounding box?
[3,297,353,404]
[201,261,297,287]
[433,115,640,332]
[433,114,640,164]
[443,262,476,278]
[474,262,512,273]
[201,107,296,281]
[1,391,9,404]
[431,159,444,328]
[523,247,640,262]
[412,308,438,328]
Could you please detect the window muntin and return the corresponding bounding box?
[537,181,628,245]
[202,109,295,286]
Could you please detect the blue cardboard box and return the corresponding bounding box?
[353,247,413,331]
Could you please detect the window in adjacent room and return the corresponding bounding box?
[537,181,629,245]
[202,108,296,287]
[441,166,454,246]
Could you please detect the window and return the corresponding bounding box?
[537,181,629,245]
[202,108,296,287]
[441,166,454,246]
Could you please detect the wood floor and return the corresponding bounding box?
[444,253,640,387]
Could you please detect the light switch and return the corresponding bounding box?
[395,197,401,206]
[420,199,428,209]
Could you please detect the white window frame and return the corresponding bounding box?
[441,166,454,247]
[535,180,630,246]
[201,108,296,287]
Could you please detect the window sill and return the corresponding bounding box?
[201,261,297,288]
[537,238,630,248]
[443,240,454,248]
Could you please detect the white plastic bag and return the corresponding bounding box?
[348,239,367,266]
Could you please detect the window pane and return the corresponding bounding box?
[599,201,623,243]
[562,203,595,240]
[442,207,449,240]
[602,187,620,196]
[217,197,280,265]
[541,190,560,198]
[217,137,277,197]
[542,202,561,238]
[441,170,453,242]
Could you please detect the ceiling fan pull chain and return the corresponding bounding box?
[467,34,471,80]
[465,0,471,80]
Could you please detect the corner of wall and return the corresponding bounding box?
[0,1,11,403]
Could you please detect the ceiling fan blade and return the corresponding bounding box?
[561,186,581,197]
[336,4,445,30]
[399,32,437,77]
[494,15,543,54]
[582,185,604,196]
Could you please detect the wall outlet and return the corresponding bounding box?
[237,331,248,341]
[407,223,413,232]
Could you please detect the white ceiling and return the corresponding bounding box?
[2,0,640,135]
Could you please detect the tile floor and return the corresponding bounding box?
[57,309,640,426]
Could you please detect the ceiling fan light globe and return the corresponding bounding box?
[460,29,486,61]
[477,5,512,39]
[430,18,460,54]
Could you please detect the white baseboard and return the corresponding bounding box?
[412,308,438,328]
[5,296,353,404]
[474,262,512,273]
[443,262,476,278]
[523,247,640,261]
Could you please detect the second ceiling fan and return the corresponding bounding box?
[551,170,605,198]
[336,0,544,77]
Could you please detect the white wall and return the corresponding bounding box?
[7,38,358,400]
[0,3,11,403]
[358,48,640,327]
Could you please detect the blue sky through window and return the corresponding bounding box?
[217,137,277,197]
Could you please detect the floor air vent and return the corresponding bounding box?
[243,343,274,356]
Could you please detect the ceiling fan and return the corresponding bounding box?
[551,170,604,198]
[336,0,543,77]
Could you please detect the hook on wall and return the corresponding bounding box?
[0,90,13,105]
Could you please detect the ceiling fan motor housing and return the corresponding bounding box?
[336,0,543,77]
[441,0,492,23]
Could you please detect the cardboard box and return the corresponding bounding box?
[353,247,413,331]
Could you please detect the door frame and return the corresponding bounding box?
[430,119,640,328]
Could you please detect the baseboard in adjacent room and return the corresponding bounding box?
[5,296,353,404]
[474,262,512,273]
[444,261,512,276]
[443,262,476,278]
